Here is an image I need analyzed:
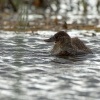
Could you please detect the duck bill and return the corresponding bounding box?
[44,36,55,42]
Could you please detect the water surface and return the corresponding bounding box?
[0,30,100,100]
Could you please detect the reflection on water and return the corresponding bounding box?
[0,31,100,100]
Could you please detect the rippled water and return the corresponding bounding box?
[0,30,100,100]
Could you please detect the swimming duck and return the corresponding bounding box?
[44,31,92,56]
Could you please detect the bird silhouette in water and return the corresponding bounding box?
[44,31,92,57]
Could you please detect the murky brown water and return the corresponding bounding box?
[0,30,100,100]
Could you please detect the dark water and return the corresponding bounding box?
[0,30,100,100]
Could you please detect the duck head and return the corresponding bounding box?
[44,31,71,44]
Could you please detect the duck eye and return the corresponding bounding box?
[55,36,60,41]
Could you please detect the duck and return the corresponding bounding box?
[44,31,92,56]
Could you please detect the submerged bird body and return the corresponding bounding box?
[44,31,92,56]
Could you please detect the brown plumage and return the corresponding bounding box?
[44,31,92,56]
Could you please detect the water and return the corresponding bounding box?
[0,30,100,100]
